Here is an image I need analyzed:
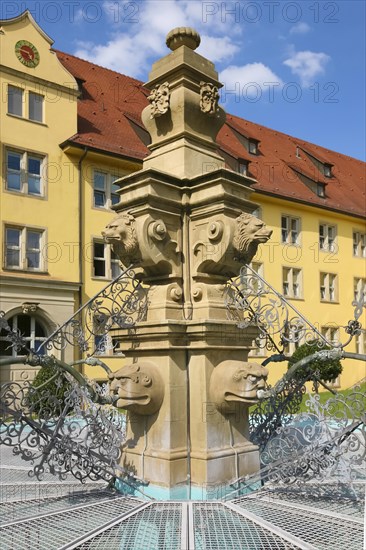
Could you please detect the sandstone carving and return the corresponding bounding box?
[210,361,269,414]
[109,362,164,415]
[232,213,272,264]
[200,82,220,114]
[102,214,140,267]
[148,82,170,119]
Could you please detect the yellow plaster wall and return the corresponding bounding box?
[254,194,366,389]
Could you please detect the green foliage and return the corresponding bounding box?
[28,363,71,415]
[287,339,343,383]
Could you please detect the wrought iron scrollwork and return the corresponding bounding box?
[225,265,365,353]
[0,267,148,356]
[258,385,366,486]
[0,367,133,484]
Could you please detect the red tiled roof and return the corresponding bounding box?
[56,50,366,218]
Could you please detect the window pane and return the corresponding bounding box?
[6,228,20,246]
[7,152,21,171]
[8,86,23,116]
[94,259,105,277]
[94,190,105,207]
[111,183,120,205]
[6,250,20,267]
[111,261,121,278]
[17,315,31,335]
[7,152,22,191]
[28,157,41,175]
[94,172,106,190]
[35,320,46,337]
[94,242,105,258]
[27,252,40,268]
[29,92,43,122]
[27,231,40,249]
[7,172,22,191]
[28,175,41,195]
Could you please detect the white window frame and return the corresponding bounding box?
[7,85,24,116]
[320,272,338,302]
[281,215,301,245]
[28,91,44,122]
[92,239,121,279]
[93,170,120,209]
[354,277,366,303]
[321,325,339,346]
[319,223,337,252]
[248,336,267,357]
[356,329,366,355]
[353,231,366,258]
[282,324,304,355]
[5,148,45,196]
[282,267,302,299]
[0,314,48,357]
[4,225,46,272]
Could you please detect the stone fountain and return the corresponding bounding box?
[103,27,272,498]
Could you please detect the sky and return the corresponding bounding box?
[2,0,365,161]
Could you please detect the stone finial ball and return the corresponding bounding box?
[166,27,201,51]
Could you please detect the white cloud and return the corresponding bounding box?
[220,63,283,99]
[289,22,311,35]
[74,0,241,78]
[199,35,240,63]
[283,50,330,86]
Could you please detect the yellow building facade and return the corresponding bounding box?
[0,12,365,388]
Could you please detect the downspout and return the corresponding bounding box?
[78,147,88,306]
[77,147,88,361]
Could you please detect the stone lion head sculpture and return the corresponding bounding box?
[232,213,272,264]
[102,214,140,267]
[210,360,269,414]
[109,361,164,415]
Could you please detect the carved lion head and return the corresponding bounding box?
[102,214,140,267]
[109,362,164,415]
[233,213,272,264]
[210,360,269,414]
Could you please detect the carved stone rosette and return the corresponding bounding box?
[148,82,170,119]
[200,82,219,114]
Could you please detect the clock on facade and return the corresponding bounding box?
[15,40,40,68]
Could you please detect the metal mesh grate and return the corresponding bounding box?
[75,502,182,550]
[244,484,366,520]
[193,502,300,549]
[0,490,118,526]
[0,496,144,550]
[0,482,105,505]
[232,497,364,550]
[77,502,182,550]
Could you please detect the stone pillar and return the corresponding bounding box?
[104,28,272,496]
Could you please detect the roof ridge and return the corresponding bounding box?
[228,114,365,163]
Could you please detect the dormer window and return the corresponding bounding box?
[248,140,258,155]
[238,160,248,176]
[324,164,332,178]
[317,183,325,197]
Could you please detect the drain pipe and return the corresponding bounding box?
[78,147,88,315]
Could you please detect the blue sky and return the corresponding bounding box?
[2,0,365,160]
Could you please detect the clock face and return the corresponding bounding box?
[15,40,40,68]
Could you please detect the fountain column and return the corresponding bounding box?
[105,28,271,497]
